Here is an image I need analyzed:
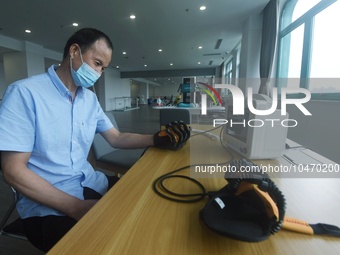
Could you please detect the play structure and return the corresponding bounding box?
[174,80,223,108]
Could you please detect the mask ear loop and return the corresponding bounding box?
[70,46,84,69]
[78,47,85,64]
[70,57,74,70]
[92,83,97,95]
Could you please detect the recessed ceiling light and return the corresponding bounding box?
[198,46,203,49]
[198,62,201,64]
[116,66,120,69]
[72,23,79,27]
[130,15,136,19]
[144,64,147,67]
[158,49,163,52]
[200,6,206,11]
[122,52,127,55]
[25,29,31,33]
[170,63,173,66]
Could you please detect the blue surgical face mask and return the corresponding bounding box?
[70,48,101,88]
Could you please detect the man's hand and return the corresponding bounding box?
[153,121,191,150]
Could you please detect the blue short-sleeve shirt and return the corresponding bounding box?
[0,65,113,218]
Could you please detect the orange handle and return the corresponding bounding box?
[282,217,314,235]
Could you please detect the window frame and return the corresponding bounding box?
[276,0,339,100]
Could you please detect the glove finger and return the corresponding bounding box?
[171,121,189,142]
[165,124,185,150]
[168,122,187,149]
[171,121,186,141]
[177,121,191,141]
[165,128,180,150]
[166,122,184,143]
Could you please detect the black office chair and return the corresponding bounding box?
[159,108,191,130]
[0,169,27,240]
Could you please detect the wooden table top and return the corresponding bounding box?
[48,127,340,255]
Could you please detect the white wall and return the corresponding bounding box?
[138,83,149,104]
[3,42,47,86]
[3,52,30,85]
[149,85,157,100]
[0,35,62,100]
[130,83,140,104]
[101,68,130,111]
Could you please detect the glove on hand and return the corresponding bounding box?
[154,121,191,150]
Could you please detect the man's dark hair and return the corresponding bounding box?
[63,28,113,59]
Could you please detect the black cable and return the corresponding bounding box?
[152,164,207,203]
[153,124,236,203]
[190,125,222,138]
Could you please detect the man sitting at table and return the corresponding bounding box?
[0,27,189,252]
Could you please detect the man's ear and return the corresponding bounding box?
[69,43,79,59]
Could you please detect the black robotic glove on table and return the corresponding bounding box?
[154,121,191,150]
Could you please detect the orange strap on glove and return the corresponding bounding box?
[154,121,190,150]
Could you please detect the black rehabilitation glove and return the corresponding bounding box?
[154,121,191,150]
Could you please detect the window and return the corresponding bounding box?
[225,59,233,84]
[277,0,340,99]
[219,58,234,98]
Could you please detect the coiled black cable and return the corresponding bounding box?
[152,165,208,203]
[152,124,235,202]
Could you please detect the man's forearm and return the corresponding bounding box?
[114,133,154,149]
[2,151,93,220]
[101,128,154,149]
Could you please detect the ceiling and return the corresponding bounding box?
[0,0,269,86]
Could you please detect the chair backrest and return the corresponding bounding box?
[0,171,27,240]
[92,112,119,160]
[159,109,191,130]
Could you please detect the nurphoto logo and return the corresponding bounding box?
[199,84,312,128]
[201,84,311,116]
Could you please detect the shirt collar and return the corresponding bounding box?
[48,65,84,98]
